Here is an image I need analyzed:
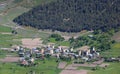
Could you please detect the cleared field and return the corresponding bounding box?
[112,31,120,42]
[21,38,43,49]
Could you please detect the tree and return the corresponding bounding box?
[13,0,120,32]
[50,34,64,41]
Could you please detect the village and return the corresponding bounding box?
[12,45,101,66]
[0,41,114,66]
[0,0,120,74]
[0,37,120,74]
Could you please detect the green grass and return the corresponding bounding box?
[34,0,56,6]
[49,38,56,43]
[0,25,21,47]
[77,66,92,70]
[89,63,120,74]
[0,58,61,74]
[48,38,70,46]
[0,25,12,32]
[0,50,18,58]
[0,34,21,47]
[59,41,70,46]
[101,43,120,57]
[12,0,57,8]
[89,42,120,74]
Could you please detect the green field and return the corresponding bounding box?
[0,0,59,73]
[0,25,12,32]
[48,38,70,46]
[0,58,61,74]
[0,25,21,47]
[101,43,120,57]
[89,42,120,74]
[12,0,57,8]
[89,63,120,74]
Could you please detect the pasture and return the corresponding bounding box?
[0,58,61,74]
[101,43,120,57]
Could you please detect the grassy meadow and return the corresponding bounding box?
[101,43,120,57]
[89,42,120,74]
[89,63,120,74]
[0,58,61,74]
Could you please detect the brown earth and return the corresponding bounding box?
[21,38,43,49]
[0,56,19,62]
[60,70,88,74]
[58,62,67,69]
[112,31,120,42]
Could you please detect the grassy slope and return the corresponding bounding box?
[34,0,56,5]
[0,59,60,74]
[101,43,120,57]
[0,25,12,32]
[0,1,60,74]
[0,26,21,47]
[12,0,56,8]
[89,63,120,74]
[49,38,70,46]
[0,26,59,73]
[89,43,120,74]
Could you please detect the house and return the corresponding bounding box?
[77,46,90,56]
[21,60,28,66]
[88,35,94,38]
[18,47,25,57]
[58,46,69,53]
[46,46,54,54]
[29,58,34,63]
[40,48,45,54]
[11,45,20,52]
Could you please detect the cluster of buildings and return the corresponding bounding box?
[12,45,100,66]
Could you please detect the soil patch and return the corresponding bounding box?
[0,56,19,62]
[73,63,96,67]
[99,63,109,68]
[58,62,67,69]
[21,38,43,49]
[60,70,88,74]
[65,64,78,70]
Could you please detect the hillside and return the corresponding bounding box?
[13,0,120,32]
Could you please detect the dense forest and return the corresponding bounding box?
[13,0,120,32]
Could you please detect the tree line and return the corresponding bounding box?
[13,0,120,32]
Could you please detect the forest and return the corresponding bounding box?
[13,0,120,32]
